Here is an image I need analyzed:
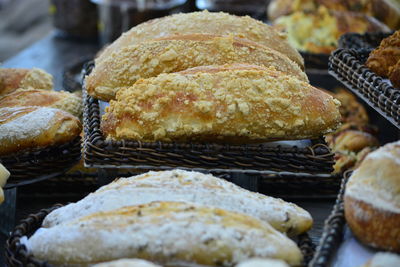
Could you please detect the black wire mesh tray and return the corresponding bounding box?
[82,63,335,174]
[6,204,315,267]
[329,48,400,130]
[0,137,81,188]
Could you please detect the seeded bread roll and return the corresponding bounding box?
[0,106,82,156]
[93,259,161,267]
[28,201,303,266]
[344,141,400,252]
[0,89,82,118]
[86,34,307,101]
[0,68,53,96]
[97,10,304,68]
[101,64,340,143]
[43,169,313,235]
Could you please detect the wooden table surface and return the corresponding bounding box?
[0,32,336,266]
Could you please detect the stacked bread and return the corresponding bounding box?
[27,169,313,266]
[86,11,341,144]
[0,68,82,157]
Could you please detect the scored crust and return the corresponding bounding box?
[101,64,340,143]
[86,34,307,101]
[97,10,304,69]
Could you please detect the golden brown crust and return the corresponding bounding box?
[98,10,304,68]
[0,106,82,156]
[366,30,400,77]
[87,34,307,101]
[0,89,82,118]
[331,130,379,152]
[0,68,53,96]
[101,64,340,143]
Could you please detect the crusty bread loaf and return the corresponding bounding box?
[236,258,289,267]
[97,10,304,68]
[93,259,161,267]
[344,141,400,252]
[86,34,307,101]
[0,68,53,97]
[0,106,82,156]
[29,201,303,266]
[0,89,82,118]
[361,252,400,267]
[101,64,340,143]
[43,169,313,235]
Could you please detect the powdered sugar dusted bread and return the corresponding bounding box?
[93,258,161,267]
[43,169,312,236]
[0,106,82,156]
[86,34,307,101]
[29,202,303,266]
[101,64,340,143]
[0,89,82,118]
[344,141,400,252]
[0,68,53,96]
[97,10,304,69]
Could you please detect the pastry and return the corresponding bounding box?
[28,201,303,266]
[331,88,369,126]
[273,6,390,54]
[366,30,400,77]
[86,34,307,101]
[361,252,400,267]
[101,64,340,143]
[0,163,10,204]
[344,141,400,252]
[0,68,53,97]
[236,258,289,267]
[330,130,379,153]
[43,169,313,235]
[93,259,161,267]
[97,10,304,69]
[0,106,82,156]
[0,89,82,118]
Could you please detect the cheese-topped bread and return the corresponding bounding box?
[0,106,82,156]
[344,141,400,252]
[0,89,82,118]
[86,34,307,101]
[43,169,313,235]
[97,10,304,68]
[101,64,340,143]
[0,68,53,97]
[29,202,303,266]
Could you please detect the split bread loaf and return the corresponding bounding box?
[43,169,313,235]
[0,106,82,156]
[93,259,161,267]
[86,34,307,101]
[0,89,82,118]
[344,141,400,252]
[97,10,304,69]
[0,163,10,204]
[28,201,303,266]
[102,64,341,143]
[0,68,53,97]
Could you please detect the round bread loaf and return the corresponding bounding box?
[344,141,400,252]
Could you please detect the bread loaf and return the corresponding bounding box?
[0,68,53,97]
[97,10,304,68]
[43,169,313,235]
[101,64,340,143]
[86,34,307,101]
[29,201,303,266]
[0,106,82,156]
[0,89,82,118]
[93,259,161,267]
[344,141,400,252]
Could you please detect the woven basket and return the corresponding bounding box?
[0,137,81,186]
[83,62,335,174]
[329,48,400,129]
[6,204,315,267]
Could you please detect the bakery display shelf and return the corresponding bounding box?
[338,32,392,50]
[329,48,400,130]
[0,137,81,187]
[301,51,330,70]
[83,63,335,174]
[5,204,315,267]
